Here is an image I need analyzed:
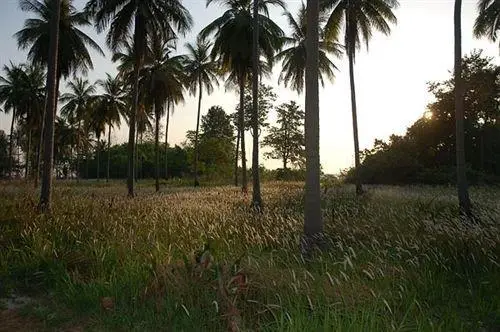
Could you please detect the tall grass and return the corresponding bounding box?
[0,181,499,331]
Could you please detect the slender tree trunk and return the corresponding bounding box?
[107,123,111,183]
[96,135,100,182]
[239,75,248,192]
[234,127,240,186]
[39,0,61,213]
[454,0,472,218]
[346,10,363,195]
[155,101,161,192]
[76,120,80,182]
[135,127,139,183]
[194,79,203,187]
[8,108,16,179]
[164,101,170,180]
[140,133,143,180]
[251,0,263,210]
[127,18,145,197]
[25,129,32,179]
[303,0,323,248]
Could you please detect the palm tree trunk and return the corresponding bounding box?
[303,0,323,248]
[140,132,143,180]
[251,0,263,210]
[347,12,363,195]
[76,120,81,182]
[39,0,61,213]
[155,101,161,192]
[135,127,139,183]
[194,79,203,187]
[107,123,111,183]
[25,129,32,179]
[96,135,100,182]
[239,74,248,192]
[454,0,472,218]
[234,127,240,186]
[8,108,16,179]
[164,101,170,180]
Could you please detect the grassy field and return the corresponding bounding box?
[0,181,499,331]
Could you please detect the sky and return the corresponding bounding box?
[0,0,498,174]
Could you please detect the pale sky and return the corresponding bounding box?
[0,0,498,174]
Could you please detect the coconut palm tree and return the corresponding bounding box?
[201,0,285,193]
[86,0,193,197]
[87,95,108,181]
[60,78,96,180]
[455,0,473,218]
[0,63,26,178]
[276,3,342,94]
[474,0,500,46]
[16,0,103,89]
[143,34,186,191]
[16,0,104,193]
[96,74,127,182]
[322,0,399,195]
[184,36,219,187]
[303,0,322,252]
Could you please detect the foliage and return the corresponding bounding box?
[347,51,500,185]
[16,0,104,79]
[0,131,8,177]
[275,3,342,94]
[263,101,305,170]
[474,0,500,46]
[236,82,276,134]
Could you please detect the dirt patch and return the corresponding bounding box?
[0,309,43,332]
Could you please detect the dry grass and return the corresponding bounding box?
[0,181,499,331]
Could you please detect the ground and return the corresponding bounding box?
[0,181,499,331]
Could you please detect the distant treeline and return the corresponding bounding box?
[346,51,500,185]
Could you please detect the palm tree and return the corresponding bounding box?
[184,36,219,187]
[87,95,108,181]
[60,78,96,180]
[474,0,500,46]
[142,33,186,191]
[96,74,126,182]
[454,0,473,218]
[16,0,103,90]
[303,0,322,252]
[276,3,342,94]
[0,63,26,178]
[16,0,104,189]
[38,0,61,212]
[322,0,399,195]
[86,0,193,197]
[201,0,285,193]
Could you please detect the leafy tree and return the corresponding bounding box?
[238,82,276,134]
[184,36,219,187]
[474,0,500,46]
[86,0,193,196]
[351,51,500,185]
[276,2,342,94]
[263,101,305,171]
[322,0,399,195]
[201,106,234,140]
[201,0,285,193]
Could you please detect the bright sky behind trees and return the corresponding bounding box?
[0,0,497,173]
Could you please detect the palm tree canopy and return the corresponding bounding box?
[321,0,399,55]
[0,63,28,115]
[16,0,104,79]
[184,36,220,97]
[85,0,193,52]
[276,2,343,93]
[96,73,127,129]
[60,77,96,123]
[200,0,286,79]
[474,0,500,45]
